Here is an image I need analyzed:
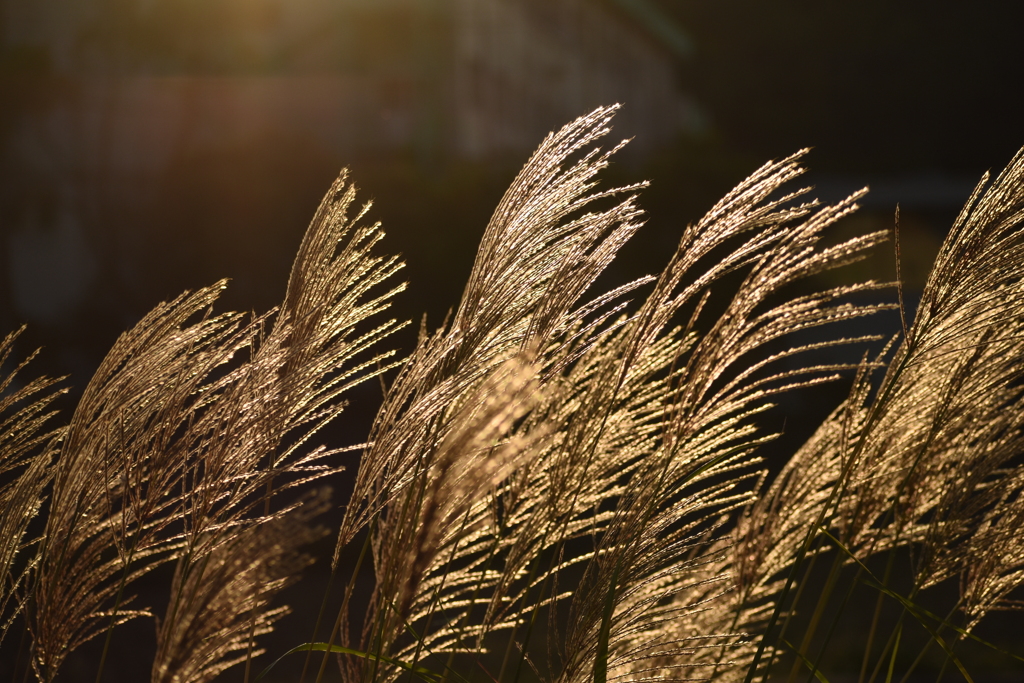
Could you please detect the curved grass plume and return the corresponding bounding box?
[1,106,1023,682]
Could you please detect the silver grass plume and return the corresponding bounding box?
[151,489,330,683]
[552,150,886,683]
[164,170,404,582]
[719,146,1024,679]
[335,106,647,554]
[0,328,65,646]
[836,150,1024,619]
[29,170,406,682]
[155,171,406,682]
[333,105,648,681]
[331,107,889,683]
[5,103,1023,683]
[29,285,257,681]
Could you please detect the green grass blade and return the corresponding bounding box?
[816,528,1003,682]
[782,638,832,683]
[256,643,445,683]
[883,624,901,683]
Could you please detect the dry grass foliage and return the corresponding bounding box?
[1,106,1023,682]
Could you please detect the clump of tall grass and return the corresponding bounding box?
[1,106,1023,683]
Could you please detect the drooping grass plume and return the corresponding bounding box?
[0,328,65,646]
[838,151,1024,581]
[335,106,648,555]
[330,105,651,681]
[328,108,891,683]
[151,489,330,683]
[26,169,406,682]
[550,151,888,683]
[27,285,256,681]
[698,147,1024,682]
[3,106,1024,683]
[149,171,408,683]
[270,168,408,464]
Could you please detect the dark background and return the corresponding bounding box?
[2,1,1024,683]
[4,1,1023,387]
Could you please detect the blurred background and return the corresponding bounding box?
[2,1,1024,680]
[5,0,1024,388]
